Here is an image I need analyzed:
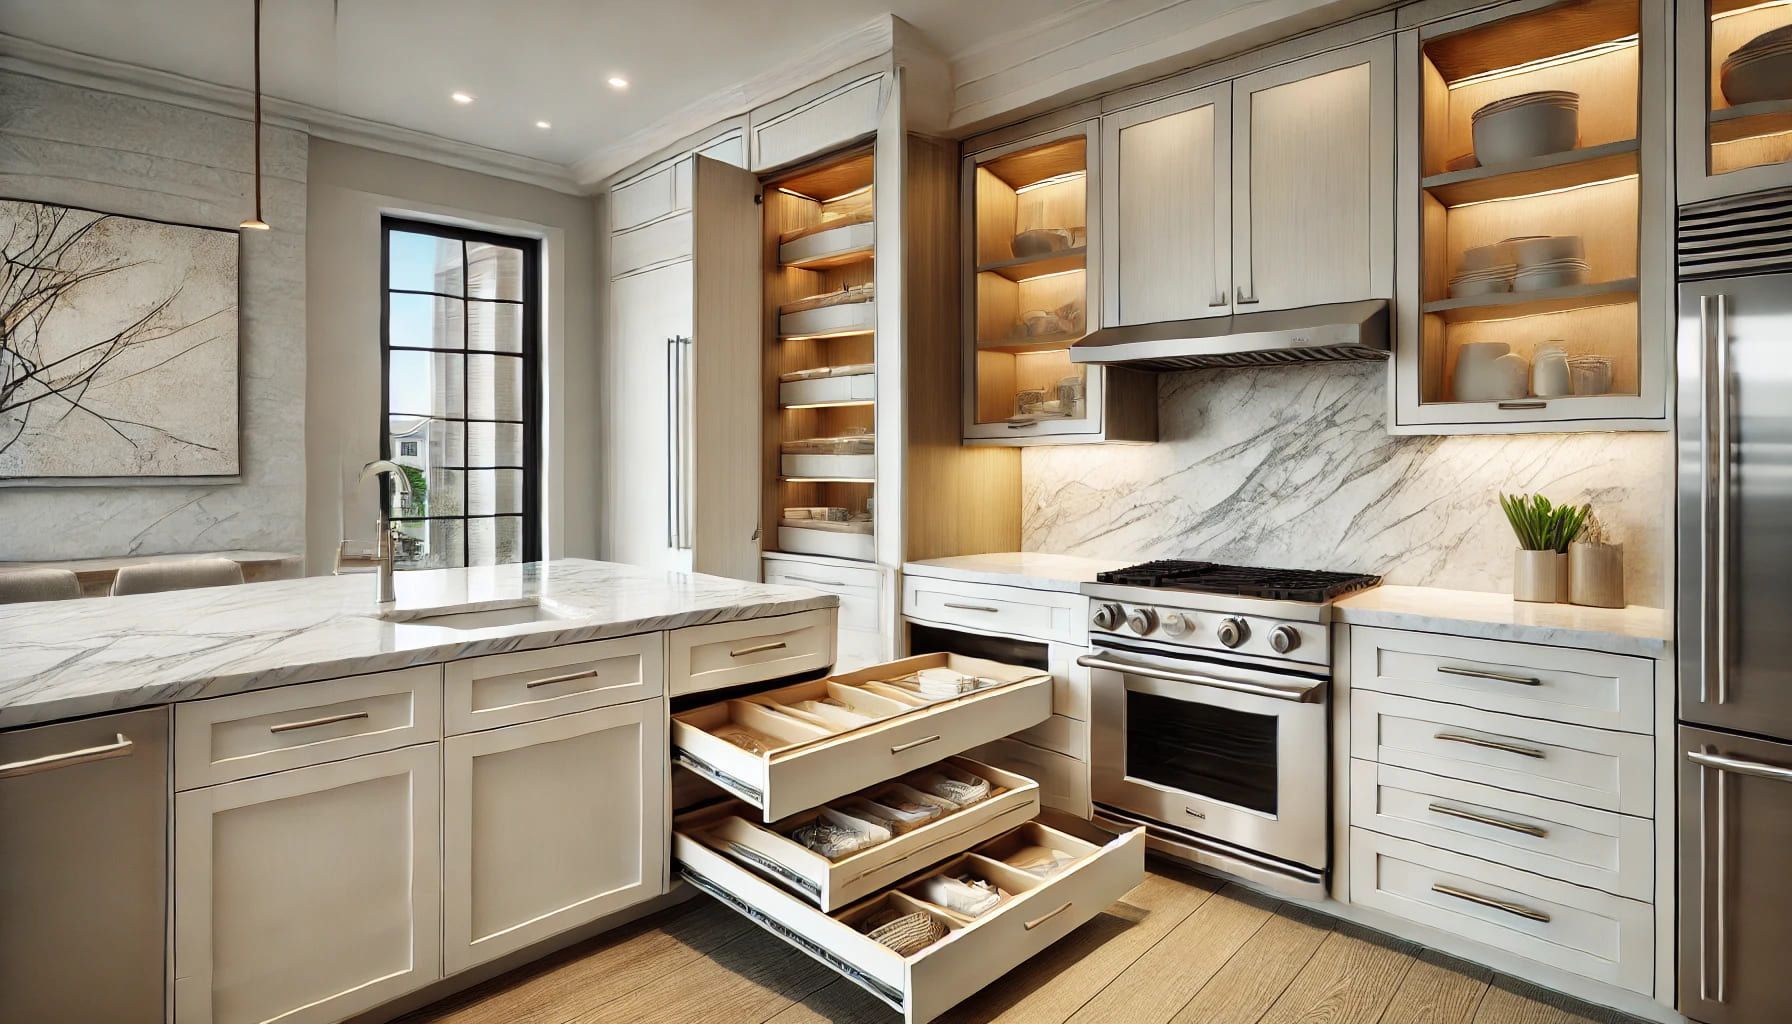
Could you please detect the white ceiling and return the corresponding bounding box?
[3,0,1073,169]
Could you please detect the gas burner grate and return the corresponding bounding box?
[1095,560,1381,602]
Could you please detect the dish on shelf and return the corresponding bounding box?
[1569,354,1613,395]
[1471,91,1579,166]
[1452,342,1528,402]
[1722,28,1792,106]
[1448,268,1515,298]
[1010,227,1086,258]
[1458,240,1517,274]
[1513,258,1590,292]
[1510,234,1584,268]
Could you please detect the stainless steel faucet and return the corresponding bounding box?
[359,459,413,604]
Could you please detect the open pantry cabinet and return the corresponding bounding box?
[961,121,1156,445]
[1678,0,1792,201]
[1391,0,1672,433]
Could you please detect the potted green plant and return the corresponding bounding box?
[1499,492,1590,603]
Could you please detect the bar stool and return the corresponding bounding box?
[110,558,245,597]
[0,568,82,604]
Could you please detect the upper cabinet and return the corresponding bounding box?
[750,70,884,173]
[1391,0,1671,433]
[1232,38,1395,312]
[1678,0,1792,202]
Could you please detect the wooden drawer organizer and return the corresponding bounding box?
[672,653,1051,820]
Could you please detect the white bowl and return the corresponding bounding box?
[1722,48,1792,105]
[1511,235,1585,267]
[1513,264,1590,291]
[1459,241,1517,273]
[1473,99,1579,166]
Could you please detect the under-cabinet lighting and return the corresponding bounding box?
[1014,171,1087,193]
[1713,0,1792,20]
[1446,173,1638,208]
[782,400,875,410]
[1010,267,1086,283]
[1446,35,1638,89]
[781,329,874,342]
[783,477,876,484]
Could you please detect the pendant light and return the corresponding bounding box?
[239,0,270,231]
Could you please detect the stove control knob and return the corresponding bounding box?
[1127,607,1158,635]
[1092,602,1124,632]
[1216,616,1250,649]
[1270,624,1301,654]
[1160,612,1193,638]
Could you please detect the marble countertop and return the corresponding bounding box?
[0,559,837,728]
[1334,584,1670,658]
[902,552,1129,594]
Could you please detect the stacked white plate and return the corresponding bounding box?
[1449,264,1517,298]
[1722,25,1792,106]
[1510,234,1589,292]
[1472,90,1579,165]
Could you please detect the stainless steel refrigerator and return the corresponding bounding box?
[1676,188,1792,1024]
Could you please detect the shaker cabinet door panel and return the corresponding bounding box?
[602,260,691,571]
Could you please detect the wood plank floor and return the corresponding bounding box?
[400,863,1645,1024]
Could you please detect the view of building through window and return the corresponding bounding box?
[382,219,538,569]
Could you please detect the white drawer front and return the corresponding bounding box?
[610,210,691,277]
[1009,714,1088,761]
[669,609,836,698]
[1351,691,1652,815]
[763,560,879,633]
[1350,625,1653,734]
[964,736,1091,819]
[174,666,442,789]
[751,74,881,171]
[837,627,883,671]
[1350,829,1652,994]
[1350,761,1652,900]
[443,633,664,734]
[902,576,1086,645]
[609,157,689,231]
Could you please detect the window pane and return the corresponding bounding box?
[389,231,464,294]
[467,354,523,420]
[467,469,522,515]
[467,422,523,467]
[467,242,524,300]
[394,518,464,570]
[467,300,522,352]
[389,293,464,349]
[387,417,463,517]
[388,350,465,418]
[469,516,524,566]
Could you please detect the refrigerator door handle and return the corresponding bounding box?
[1693,747,1730,1004]
[1699,294,1732,706]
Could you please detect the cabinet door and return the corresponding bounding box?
[443,700,666,974]
[174,745,441,1024]
[1232,37,1393,312]
[602,260,692,572]
[1103,83,1232,325]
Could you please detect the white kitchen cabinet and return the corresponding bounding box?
[442,700,666,974]
[173,744,442,1024]
[1231,37,1394,312]
[604,259,691,574]
[1101,83,1233,325]
[750,70,884,172]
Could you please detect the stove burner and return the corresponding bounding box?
[1095,560,1381,603]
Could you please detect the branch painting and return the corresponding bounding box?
[0,198,240,479]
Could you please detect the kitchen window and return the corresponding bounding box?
[381,218,540,569]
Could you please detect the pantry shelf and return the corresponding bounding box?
[976,247,1086,282]
[1423,278,1639,323]
[1421,139,1639,207]
[1709,99,1792,145]
[975,330,1082,354]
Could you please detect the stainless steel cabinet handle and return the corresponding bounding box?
[679,336,694,551]
[525,668,601,690]
[729,640,787,659]
[1431,883,1550,923]
[0,733,133,779]
[1006,420,1039,429]
[779,575,845,588]
[1023,900,1074,930]
[1437,664,1542,687]
[943,602,999,613]
[889,734,942,754]
[269,711,369,734]
[1428,801,1547,837]
[1708,296,1732,704]
[1688,749,1792,784]
[1076,652,1321,703]
[1434,731,1545,759]
[1497,400,1546,410]
[666,336,680,549]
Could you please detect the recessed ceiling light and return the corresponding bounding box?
[535,120,552,129]
[607,76,629,90]
[451,91,474,104]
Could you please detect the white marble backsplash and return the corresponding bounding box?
[1022,362,1670,607]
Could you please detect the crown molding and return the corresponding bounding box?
[0,33,585,195]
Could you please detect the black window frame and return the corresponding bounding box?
[379,216,542,568]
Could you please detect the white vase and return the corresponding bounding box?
[1513,549,1568,603]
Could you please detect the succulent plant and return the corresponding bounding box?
[1499,492,1591,553]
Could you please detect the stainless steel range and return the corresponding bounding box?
[1079,560,1379,899]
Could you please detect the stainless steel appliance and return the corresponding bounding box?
[0,706,168,1022]
[1081,560,1378,899]
[1070,299,1390,370]
[1676,188,1792,1024]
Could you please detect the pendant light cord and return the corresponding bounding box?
[251,0,263,224]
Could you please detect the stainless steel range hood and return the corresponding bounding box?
[1069,299,1391,371]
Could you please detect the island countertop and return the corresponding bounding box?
[0,559,837,729]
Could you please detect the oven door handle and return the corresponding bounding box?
[1076,652,1322,703]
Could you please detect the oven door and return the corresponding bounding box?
[1084,642,1327,870]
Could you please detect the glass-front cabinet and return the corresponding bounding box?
[1678,0,1792,201]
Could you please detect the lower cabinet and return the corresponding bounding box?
[442,700,667,973]
[173,744,443,1024]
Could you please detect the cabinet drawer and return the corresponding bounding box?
[672,653,1051,821]
[611,210,692,277]
[1349,829,1652,994]
[669,609,836,698]
[1350,691,1652,815]
[763,559,879,632]
[676,757,1040,912]
[903,576,1086,645]
[444,633,664,734]
[1009,714,1087,761]
[174,666,442,789]
[676,812,1144,1024]
[751,74,881,171]
[964,736,1091,819]
[1350,626,1653,734]
[1350,761,1652,900]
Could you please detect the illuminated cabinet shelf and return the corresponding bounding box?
[1677,0,1792,202]
[1390,0,1671,433]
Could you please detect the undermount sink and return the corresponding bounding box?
[375,598,582,630]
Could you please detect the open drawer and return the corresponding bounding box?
[672,653,1052,820]
[677,757,1040,911]
[676,811,1144,1024]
